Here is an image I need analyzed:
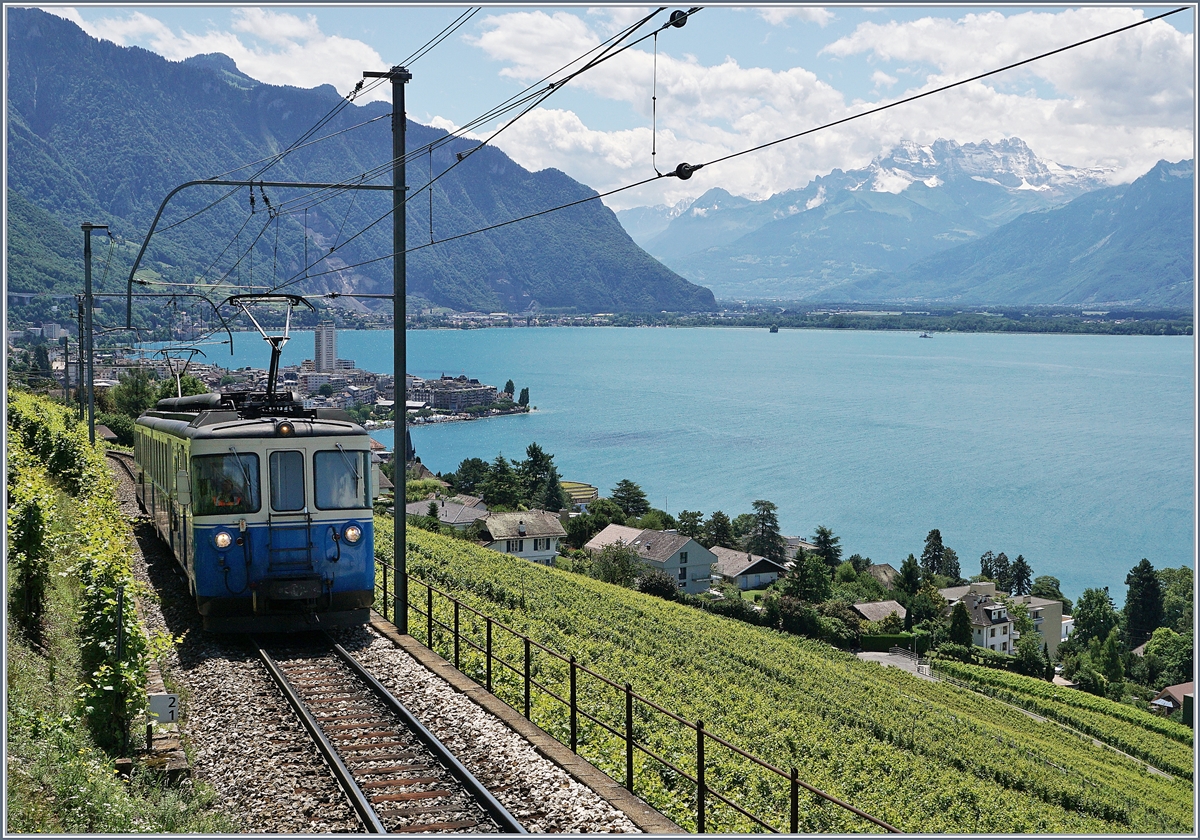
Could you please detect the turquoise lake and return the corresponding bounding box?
[218,326,1195,603]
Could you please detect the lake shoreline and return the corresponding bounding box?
[401,327,1193,604]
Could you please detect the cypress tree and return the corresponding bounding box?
[812,525,842,572]
[994,552,1012,594]
[979,550,996,580]
[746,500,786,562]
[1010,555,1033,596]
[920,529,944,577]
[949,601,973,646]
[1123,558,1164,647]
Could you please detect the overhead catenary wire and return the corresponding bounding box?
[651,31,661,176]
[154,77,390,235]
[271,7,690,292]
[273,5,1189,283]
[191,11,480,224]
[697,5,1191,174]
[122,10,688,319]
[257,9,699,225]
[267,7,676,223]
[401,7,481,66]
[204,114,391,182]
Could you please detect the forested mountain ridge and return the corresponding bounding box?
[5,8,716,323]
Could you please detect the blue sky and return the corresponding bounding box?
[40,4,1196,209]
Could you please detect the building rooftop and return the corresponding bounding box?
[586,524,696,563]
[710,546,785,578]
[404,499,486,527]
[478,510,566,541]
[851,600,908,623]
[964,595,1011,627]
[585,524,644,553]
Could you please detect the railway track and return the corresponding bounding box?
[106,448,138,481]
[253,633,527,835]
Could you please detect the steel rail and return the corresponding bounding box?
[326,636,528,834]
[252,638,389,834]
[105,449,138,482]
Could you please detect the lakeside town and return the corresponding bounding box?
[7,321,533,426]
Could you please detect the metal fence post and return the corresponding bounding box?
[116,584,127,754]
[791,767,799,833]
[485,617,493,693]
[625,682,634,792]
[524,637,532,719]
[453,600,460,670]
[382,562,389,621]
[569,655,578,753]
[425,584,433,648]
[696,719,706,834]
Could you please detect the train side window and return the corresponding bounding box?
[314,449,371,510]
[269,450,305,511]
[191,453,261,516]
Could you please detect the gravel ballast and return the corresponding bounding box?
[112,456,641,833]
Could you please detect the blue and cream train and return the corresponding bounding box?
[134,390,376,632]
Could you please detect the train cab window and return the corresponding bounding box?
[191,452,261,516]
[269,450,305,511]
[314,449,371,510]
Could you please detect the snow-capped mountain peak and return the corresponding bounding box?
[872,137,1113,195]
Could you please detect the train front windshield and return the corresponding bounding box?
[314,449,371,510]
[192,452,261,516]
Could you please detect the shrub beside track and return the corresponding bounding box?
[8,392,148,752]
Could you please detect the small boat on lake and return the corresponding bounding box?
[769,325,779,333]
[919,332,931,338]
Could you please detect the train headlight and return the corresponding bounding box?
[342,524,363,544]
[275,421,295,436]
[214,530,233,549]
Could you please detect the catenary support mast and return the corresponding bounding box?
[364,65,411,634]
[81,222,108,445]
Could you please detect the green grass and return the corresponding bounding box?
[932,659,1194,778]
[379,524,1193,834]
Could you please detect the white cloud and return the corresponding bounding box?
[468,11,599,81]
[467,10,895,207]
[819,7,1193,183]
[824,8,1193,126]
[231,7,322,45]
[871,70,897,88]
[586,6,662,34]
[475,6,1192,209]
[40,5,1195,208]
[758,8,835,28]
[39,6,388,102]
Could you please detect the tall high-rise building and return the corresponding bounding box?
[314,323,337,372]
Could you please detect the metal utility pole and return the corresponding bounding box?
[81,223,108,445]
[363,65,411,634]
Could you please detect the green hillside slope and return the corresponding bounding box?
[382,526,1192,834]
[933,660,1193,778]
[7,8,715,318]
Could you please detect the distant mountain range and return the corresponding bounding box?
[846,158,1194,306]
[6,8,715,320]
[618,139,1193,307]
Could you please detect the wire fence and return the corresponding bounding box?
[374,556,900,834]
